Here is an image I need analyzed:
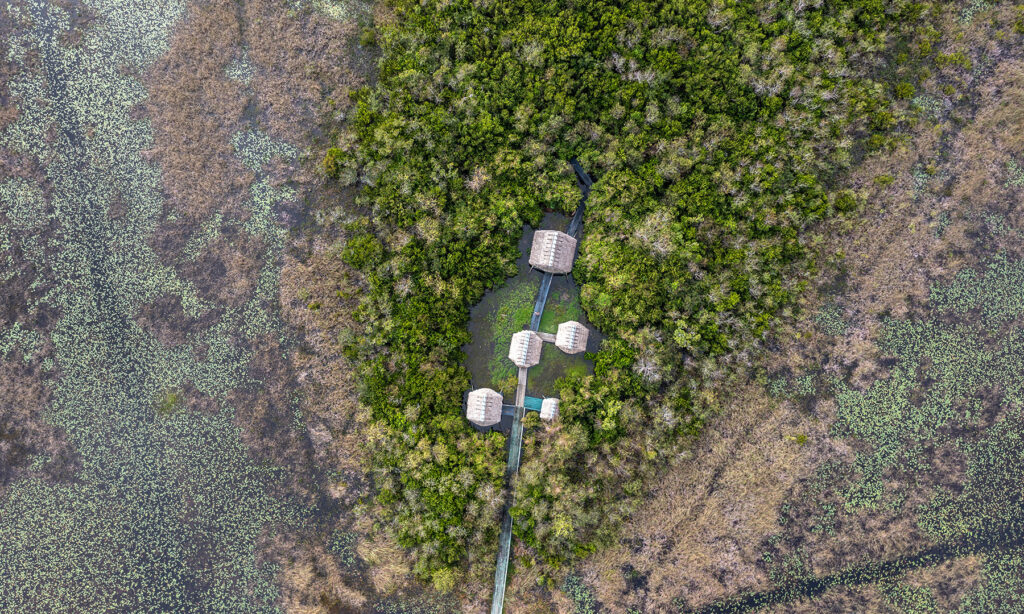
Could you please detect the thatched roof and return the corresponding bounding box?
[540,398,559,421]
[466,388,503,427]
[555,320,589,354]
[508,330,543,368]
[529,230,577,274]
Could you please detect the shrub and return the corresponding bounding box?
[326,0,937,581]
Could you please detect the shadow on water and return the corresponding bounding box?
[463,212,603,431]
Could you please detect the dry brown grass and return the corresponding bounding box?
[0,23,18,131]
[264,531,369,614]
[141,1,376,611]
[354,524,414,595]
[244,4,359,146]
[280,239,366,482]
[144,1,252,226]
[183,231,266,307]
[134,293,220,348]
[0,354,79,497]
[953,58,1024,227]
[577,383,835,612]
[567,10,1024,614]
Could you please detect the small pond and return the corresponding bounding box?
[463,212,604,428]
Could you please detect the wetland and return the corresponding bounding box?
[463,212,601,411]
[5,0,1024,613]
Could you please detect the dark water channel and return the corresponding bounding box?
[688,521,1024,614]
[463,212,603,431]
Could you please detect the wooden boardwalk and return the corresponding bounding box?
[490,366,528,614]
[491,159,593,614]
[529,273,553,331]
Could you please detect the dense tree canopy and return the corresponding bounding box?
[327,0,935,586]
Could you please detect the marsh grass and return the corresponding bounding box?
[538,288,583,335]
[485,278,538,387]
[0,0,374,611]
[575,5,1024,612]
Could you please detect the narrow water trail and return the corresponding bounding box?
[688,523,1024,614]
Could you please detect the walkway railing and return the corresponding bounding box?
[490,159,594,614]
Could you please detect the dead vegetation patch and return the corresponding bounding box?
[263,531,370,614]
[184,230,266,307]
[0,357,79,497]
[144,1,252,227]
[244,3,360,147]
[0,21,18,131]
[135,293,221,348]
[279,240,365,482]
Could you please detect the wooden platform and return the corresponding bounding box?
[491,159,592,614]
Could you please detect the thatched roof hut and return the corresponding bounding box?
[466,388,503,427]
[540,398,559,421]
[530,230,577,274]
[555,321,589,354]
[509,330,543,368]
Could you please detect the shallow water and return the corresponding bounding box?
[0,2,317,609]
[463,212,602,417]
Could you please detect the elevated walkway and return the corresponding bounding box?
[502,396,544,416]
[491,159,594,614]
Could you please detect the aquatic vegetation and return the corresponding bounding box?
[329,528,360,567]
[933,210,952,238]
[225,49,255,85]
[959,0,990,24]
[181,212,224,261]
[0,412,291,611]
[822,255,1024,510]
[1006,159,1024,188]
[538,287,584,334]
[832,313,993,509]
[815,303,849,337]
[154,388,184,416]
[913,94,946,118]
[563,574,598,614]
[306,0,373,24]
[0,177,49,231]
[0,0,304,609]
[232,127,297,173]
[0,322,43,362]
[953,548,1024,613]
[486,278,539,386]
[928,251,1024,329]
[730,253,1024,611]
